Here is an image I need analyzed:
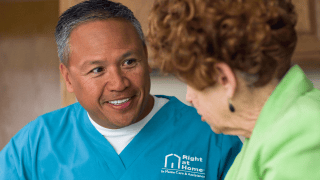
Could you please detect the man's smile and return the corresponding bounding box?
[107,97,131,105]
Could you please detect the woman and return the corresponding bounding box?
[147,0,320,179]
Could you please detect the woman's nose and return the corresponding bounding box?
[186,85,194,104]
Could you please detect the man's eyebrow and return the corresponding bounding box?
[80,50,137,68]
[81,60,104,69]
[117,51,134,61]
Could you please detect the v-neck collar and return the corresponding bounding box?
[76,96,180,180]
[77,106,125,180]
[119,96,179,169]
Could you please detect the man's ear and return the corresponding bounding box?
[59,63,74,93]
[148,65,152,73]
[214,62,237,98]
[143,44,152,73]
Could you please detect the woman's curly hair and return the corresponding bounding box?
[147,0,297,90]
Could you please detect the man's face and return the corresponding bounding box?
[60,19,153,129]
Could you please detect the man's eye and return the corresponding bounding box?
[91,67,104,74]
[123,59,137,66]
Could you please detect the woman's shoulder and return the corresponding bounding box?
[257,87,320,179]
[292,87,320,124]
[260,88,320,157]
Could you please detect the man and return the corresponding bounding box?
[0,0,242,179]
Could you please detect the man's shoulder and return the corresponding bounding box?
[155,95,217,133]
[155,95,242,145]
[156,95,200,119]
[41,102,82,117]
[30,102,83,129]
[155,95,194,110]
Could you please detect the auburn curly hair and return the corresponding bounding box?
[147,0,297,90]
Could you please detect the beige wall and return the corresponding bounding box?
[0,0,60,150]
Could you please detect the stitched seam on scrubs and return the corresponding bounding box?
[27,122,33,180]
[218,134,224,179]
[10,139,22,178]
[205,131,214,179]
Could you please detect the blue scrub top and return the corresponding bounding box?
[0,95,242,179]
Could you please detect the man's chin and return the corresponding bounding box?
[108,118,138,129]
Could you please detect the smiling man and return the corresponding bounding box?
[60,19,153,130]
[0,0,242,179]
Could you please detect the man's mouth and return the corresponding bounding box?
[107,97,131,105]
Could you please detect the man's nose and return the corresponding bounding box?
[106,67,130,92]
[186,85,193,104]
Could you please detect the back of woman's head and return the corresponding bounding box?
[148,0,297,90]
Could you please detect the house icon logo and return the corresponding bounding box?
[164,154,181,169]
[161,153,205,178]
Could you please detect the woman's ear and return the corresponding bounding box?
[59,63,74,93]
[214,62,237,98]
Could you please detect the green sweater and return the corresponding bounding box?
[225,65,320,180]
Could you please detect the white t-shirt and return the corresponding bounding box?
[88,95,168,154]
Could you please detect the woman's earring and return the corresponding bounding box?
[228,98,235,113]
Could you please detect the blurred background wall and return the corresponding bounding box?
[1,0,320,149]
[0,0,60,149]
[114,0,320,105]
[120,0,320,104]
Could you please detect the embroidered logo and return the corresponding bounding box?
[161,154,205,178]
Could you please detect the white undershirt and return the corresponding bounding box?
[88,95,168,154]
